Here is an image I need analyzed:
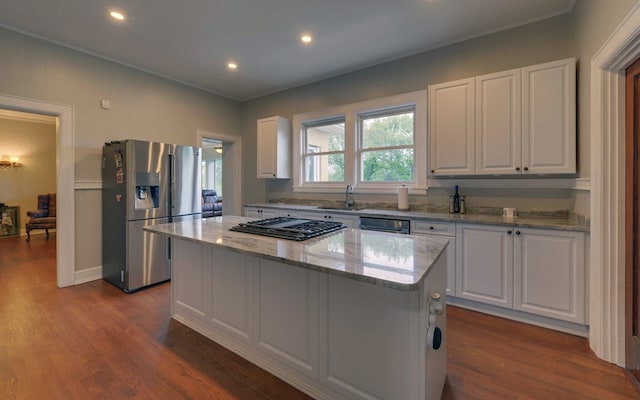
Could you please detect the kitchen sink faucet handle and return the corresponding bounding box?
[345,184,355,208]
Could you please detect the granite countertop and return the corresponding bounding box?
[144,216,449,291]
[244,203,590,232]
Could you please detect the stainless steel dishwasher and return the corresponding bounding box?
[358,216,410,234]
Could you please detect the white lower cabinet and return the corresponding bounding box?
[456,224,513,308]
[514,228,585,323]
[456,223,585,324]
[412,220,456,296]
[245,206,278,219]
[315,212,358,228]
[278,208,359,229]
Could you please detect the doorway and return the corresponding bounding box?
[0,109,57,241]
[197,130,242,216]
[201,139,224,216]
[0,94,74,288]
[625,57,640,391]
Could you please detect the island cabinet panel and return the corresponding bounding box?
[256,259,316,374]
[209,247,251,339]
[323,276,419,400]
[172,239,207,319]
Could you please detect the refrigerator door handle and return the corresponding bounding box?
[168,153,174,219]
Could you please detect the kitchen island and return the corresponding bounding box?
[145,216,448,400]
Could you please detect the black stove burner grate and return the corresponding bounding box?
[230,217,345,241]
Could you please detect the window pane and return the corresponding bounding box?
[305,153,344,182]
[306,122,345,152]
[361,149,414,181]
[362,112,414,149]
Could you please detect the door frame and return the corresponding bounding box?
[591,2,640,366]
[0,93,75,288]
[624,56,640,389]
[197,129,242,216]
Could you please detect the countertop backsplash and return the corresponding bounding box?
[267,197,590,227]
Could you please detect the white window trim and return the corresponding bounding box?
[292,90,427,194]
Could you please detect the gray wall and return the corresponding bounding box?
[573,0,638,178]
[569,0,638,217]
[240,14,577,210]
[0,27,241,272]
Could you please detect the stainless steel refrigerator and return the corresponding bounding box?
[102,140,201,292]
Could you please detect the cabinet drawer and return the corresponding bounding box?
[412,220,455,236]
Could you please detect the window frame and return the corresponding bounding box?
[292,90,427,194]
[357,106,416,186]
[302,117,346,184]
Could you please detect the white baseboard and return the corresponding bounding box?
[447,296,589,337]
[75,265,102,285]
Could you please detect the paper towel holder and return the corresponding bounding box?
[398,184,410,211]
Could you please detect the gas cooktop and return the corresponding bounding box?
[230,217,345,241]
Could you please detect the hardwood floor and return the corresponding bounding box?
[1,234,638,399]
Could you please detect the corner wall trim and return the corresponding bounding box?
[75,181,102,190]
[588,1,640,367]
[75,265,102,285]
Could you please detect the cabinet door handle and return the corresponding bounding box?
[523,167,529,171]
[429,226,434,230]
[515,167,520,171]
[431,169,435,173]
[516,231,521,235]
[507,230,512,235]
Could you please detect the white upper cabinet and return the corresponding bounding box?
[428,58,576,176]
[429,78,475,176]
[475,69,522,174]
[257,116,291,179]
[522,59,576,174]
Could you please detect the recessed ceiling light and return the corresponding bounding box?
[110,11,125,21]
[301,34,313,44]
[227,62,238,70]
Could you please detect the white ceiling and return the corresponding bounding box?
[0,0,575,101]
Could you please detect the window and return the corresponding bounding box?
[303,119,345,183]
[359,108,414,182]
[292,90,426,194]
[202,159,222,195]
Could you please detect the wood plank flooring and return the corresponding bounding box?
[1,234,638,399]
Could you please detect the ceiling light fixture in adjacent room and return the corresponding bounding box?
[110,10,125,21]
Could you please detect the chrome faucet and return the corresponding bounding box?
[345,184,355,208]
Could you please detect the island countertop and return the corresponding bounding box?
[144,215,448,291]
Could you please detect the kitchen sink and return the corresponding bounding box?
[316,205,366,211]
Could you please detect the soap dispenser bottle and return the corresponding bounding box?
[453,185,460,213]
